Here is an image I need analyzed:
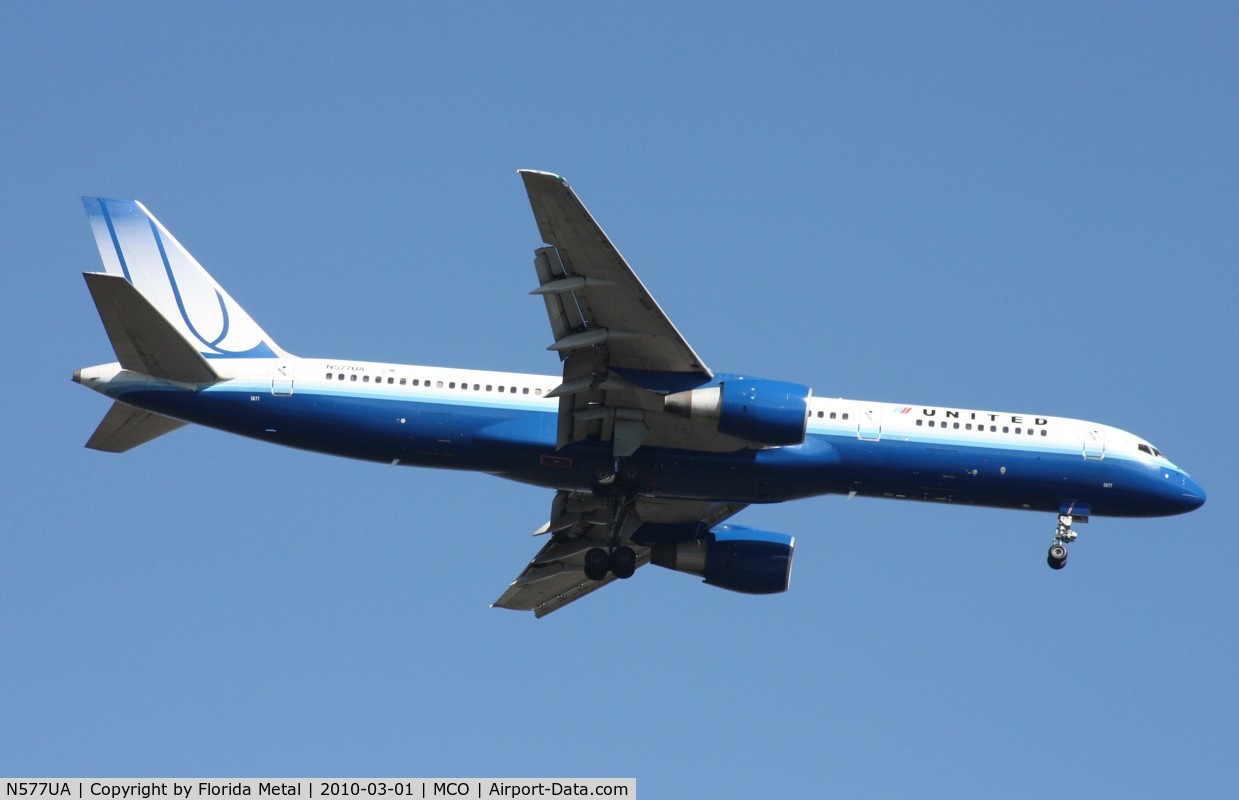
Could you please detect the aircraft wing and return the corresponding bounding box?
[520,170,757,456]
[492,492,746,617]
[521,170,711,376]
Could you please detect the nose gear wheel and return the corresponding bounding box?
[1047,515,1079,570]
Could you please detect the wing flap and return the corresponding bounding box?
[519,171,748,456]
[492,543,649,618]
[492,493,748,617]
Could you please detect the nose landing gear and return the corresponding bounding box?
[1047,514,1079,570]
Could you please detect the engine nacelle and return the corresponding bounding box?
[664,377,810,446]
[649,525,795,595]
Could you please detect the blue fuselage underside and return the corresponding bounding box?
[117,385,1194,519]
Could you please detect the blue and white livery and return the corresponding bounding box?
[73,172,1206,616]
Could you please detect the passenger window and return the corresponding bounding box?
[953,422,960,429]
[350,374,357,382]
[399,378,406,385]
[436,381,443,388]
[363,375,370,383]
[1015,427,1021,434]
[916,419,923,426]
[535,388,542,396]
[523,387,529,394]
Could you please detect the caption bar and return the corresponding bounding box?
[2,781,634,800]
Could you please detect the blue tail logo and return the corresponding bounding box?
[83,197,283,359]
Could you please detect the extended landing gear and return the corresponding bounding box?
[593,465,617,487]
[583,546,637,581]
[582,491,640,582]
[583,547,610,580]
[1047,515,1079,570]
[591,459,640,496]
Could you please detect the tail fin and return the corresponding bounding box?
[82,197,286,360]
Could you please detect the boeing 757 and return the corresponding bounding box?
[72,171,1205,615]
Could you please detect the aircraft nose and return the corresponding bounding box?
[1179,472,1206,511]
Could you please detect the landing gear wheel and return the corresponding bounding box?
[610,546,637,579]
[583,547,611,581]
[618,462,640,486]
[593,465,617,486]
[1047,543,1068,570]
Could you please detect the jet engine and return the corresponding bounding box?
[664,377,810,446]
[649,525,795,594]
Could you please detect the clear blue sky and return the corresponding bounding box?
[2,3,1236,796]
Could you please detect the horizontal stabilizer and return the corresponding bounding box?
[84,272,219,385]
[86,401,186,452]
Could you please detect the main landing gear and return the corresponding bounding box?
[583,483,640,582]
[1047,514,1079,570]
[583,545,637,581]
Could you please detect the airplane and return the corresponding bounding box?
[72,171,1206,616]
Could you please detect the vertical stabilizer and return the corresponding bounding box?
[82,197,286,360]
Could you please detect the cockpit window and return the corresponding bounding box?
[1138,443,1164,458]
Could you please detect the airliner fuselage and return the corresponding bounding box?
[75,356,1203,517]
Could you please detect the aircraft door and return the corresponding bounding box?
[857,405,882,441]
[1083,428,1106,460]
[271,360,296,396]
